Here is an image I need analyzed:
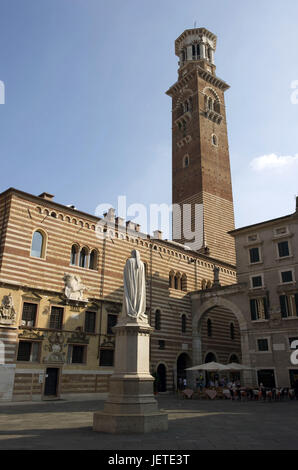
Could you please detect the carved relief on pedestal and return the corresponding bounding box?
[0,293,16,325]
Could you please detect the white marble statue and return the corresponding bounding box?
[121,249,147,322]
[63,273,87,301]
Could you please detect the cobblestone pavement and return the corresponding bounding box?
[0,396,298,450]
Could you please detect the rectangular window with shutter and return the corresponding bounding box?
[17,341,40,362]
[278,241,290,258]
[107,314,118,335]
[250,298,268,321]
[249,247,260,264]
[99,349,114,367]
[85,311,96,333]
[21,303,37,327]
[49,307,63,330]
[280,294,298,318]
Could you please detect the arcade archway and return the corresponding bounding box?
[177,353,191,389]
[156,363,167,392]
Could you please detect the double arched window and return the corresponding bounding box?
[192,44,201,60]
[204,91,221,116]
[31,230,46,258]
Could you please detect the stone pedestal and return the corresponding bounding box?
[93,319,168,434]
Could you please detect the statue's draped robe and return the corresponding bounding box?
[122,255,146,319]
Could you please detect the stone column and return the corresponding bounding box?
[186,45,192,61]
[93,318,168,433]
[0,326,17,401]
[200,43,206,60]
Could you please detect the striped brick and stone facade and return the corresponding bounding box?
[0,187,239,400]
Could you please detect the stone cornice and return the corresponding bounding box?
[191,282,246,300]
[166,66,230,98]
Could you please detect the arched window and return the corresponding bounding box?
[70,244,79,265]
[143,262,148,279]
[230,323,235,340]
[208,97,213,110]
[207,319,212,337]
[192,44,196,58]
[181,314,187,333]
[79,247,88,268]
[31,230,45,258]
[214,101,220,114]
[212,134,218,146]
[205,352,216,363]
[175,273,182,290]
[207,47,212,62]
[206,280,212,289]
[201,279,207,290]
[196,44,200,58]
[89,249,98,270]
[169,271,175,289]
[155,310,161,331]
[181,274,187,291]
[230,354,239,363]
[183,155,189,168]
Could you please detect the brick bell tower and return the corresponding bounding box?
[166,28,236,265]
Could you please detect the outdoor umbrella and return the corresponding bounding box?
[185,361,230,372]
[225,362,254,371]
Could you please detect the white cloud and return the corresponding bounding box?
[250,153,298,171]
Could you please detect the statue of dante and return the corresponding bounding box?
[121,249,147,321]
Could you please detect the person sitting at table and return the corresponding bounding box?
[294,379,298,400]
[220,377,227,387]
[209,379,215,388]
[247,388,254,400]
[236,384,241,400]
[260,383,266,401]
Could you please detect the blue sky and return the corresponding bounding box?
[0,0,297,231]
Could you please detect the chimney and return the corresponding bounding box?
[115,216,125,227]
[104,208,115,222]
[126,221,136,231]
[38,192,54,201]
[153,230,163,240]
